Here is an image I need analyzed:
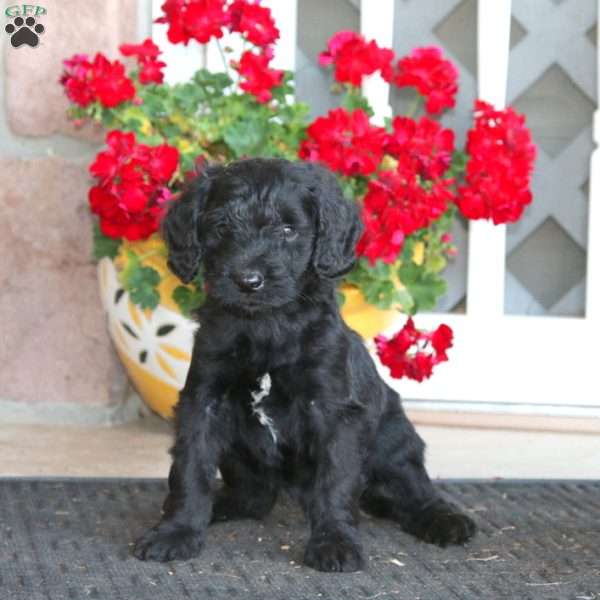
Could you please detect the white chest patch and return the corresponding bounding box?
[250,373,278,443]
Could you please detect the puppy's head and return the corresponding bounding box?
[162,158,363,312]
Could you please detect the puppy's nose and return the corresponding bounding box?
[235,270,265,292]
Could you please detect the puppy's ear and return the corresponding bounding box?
[161,166,219,283]
[300,162,364,279]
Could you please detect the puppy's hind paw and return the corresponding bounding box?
[303,530,365,573]
[407,501,476,547]
[133,525,204,562]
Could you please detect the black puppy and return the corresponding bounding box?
[133,158,476,572]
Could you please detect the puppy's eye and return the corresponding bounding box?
[282,225,298,241]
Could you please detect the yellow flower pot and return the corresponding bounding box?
[98,240,402,419]
[339,285,400,340]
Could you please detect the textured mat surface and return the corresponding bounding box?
[0,479,599,600]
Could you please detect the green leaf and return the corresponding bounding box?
[92,223,121,261]
[372,259,393,280]
[397,261,420,285]
[223,116,267,157]
[344,258,403,310]
[447,150,469,180]
[160,123,183,139]
[136,133,166,146]
[363,279,400,309]
[138,88,169,119]
[338,175,367,201]
[269,71,296,103]
[397,261,447,313]
[424,254,447,274]
[172,284,206,317]
[396,287,416,314]
[119,251,161,310]
[339,178,356,201]
[192,70,233,95]
[341,87,374,116]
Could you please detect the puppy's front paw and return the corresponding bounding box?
[408,502,476,547]
[133,525,204,562]
[304,530,365,573]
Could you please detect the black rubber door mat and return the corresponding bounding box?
[0,479,598,600]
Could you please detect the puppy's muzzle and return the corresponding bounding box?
[234,269,265,293]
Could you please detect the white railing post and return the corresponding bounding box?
[151,0,205,84]
[586,3,600,321]
[360,0,394,125]
[262,0,297,72]
[466,0,512,318]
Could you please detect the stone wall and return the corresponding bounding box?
[0,0,153,423]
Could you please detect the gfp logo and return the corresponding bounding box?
[5,5,46,48]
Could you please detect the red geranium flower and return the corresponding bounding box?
[299,108,387,176]
[431,323,453,362]
[138,59,167,85]
[375,318,453,381]
[143,143,181,182]
[60,54,95,107]
[89,54,136,108]
[60,53,136,108]
[156,0,229,45]
[235,48,284,103]
[90,185,165,240]
[319,30,394,86]
[358,202,407,264]
[119,38,161,60]
[90,130,139,183]
[227,0,279,47]
[356,164,454,264]
[394,46,458,115]
[456,100,536,224]
[89,131,179,240]
[120,38,166,84]
[385,116,455,180]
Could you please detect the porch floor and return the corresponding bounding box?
[2,478,599,599]
[1,414,599,479]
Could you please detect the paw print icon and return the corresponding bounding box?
[5,16,45,48]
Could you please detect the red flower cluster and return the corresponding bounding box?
[119,38,166,85]
[356,166,454,264]
[394,46,458,115]
[375,318,453,381]
[89,131,179,240]
[456,101,536,224]
[353,115,455,264]
[385,116,455,180]
[299,108,387,176]
[318,34,457,116]
[156,0,284,103]
[60,53,135,108]
[157,0,280,47]
[319,31,394,86]
[60,54,95,107]
[156,0,229,45]
[236,48,284,103]
[228,0,279,47]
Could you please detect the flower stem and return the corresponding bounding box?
[215,39,230,77]
[235,40,247,89]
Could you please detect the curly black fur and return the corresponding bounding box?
[133,158,476,572]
